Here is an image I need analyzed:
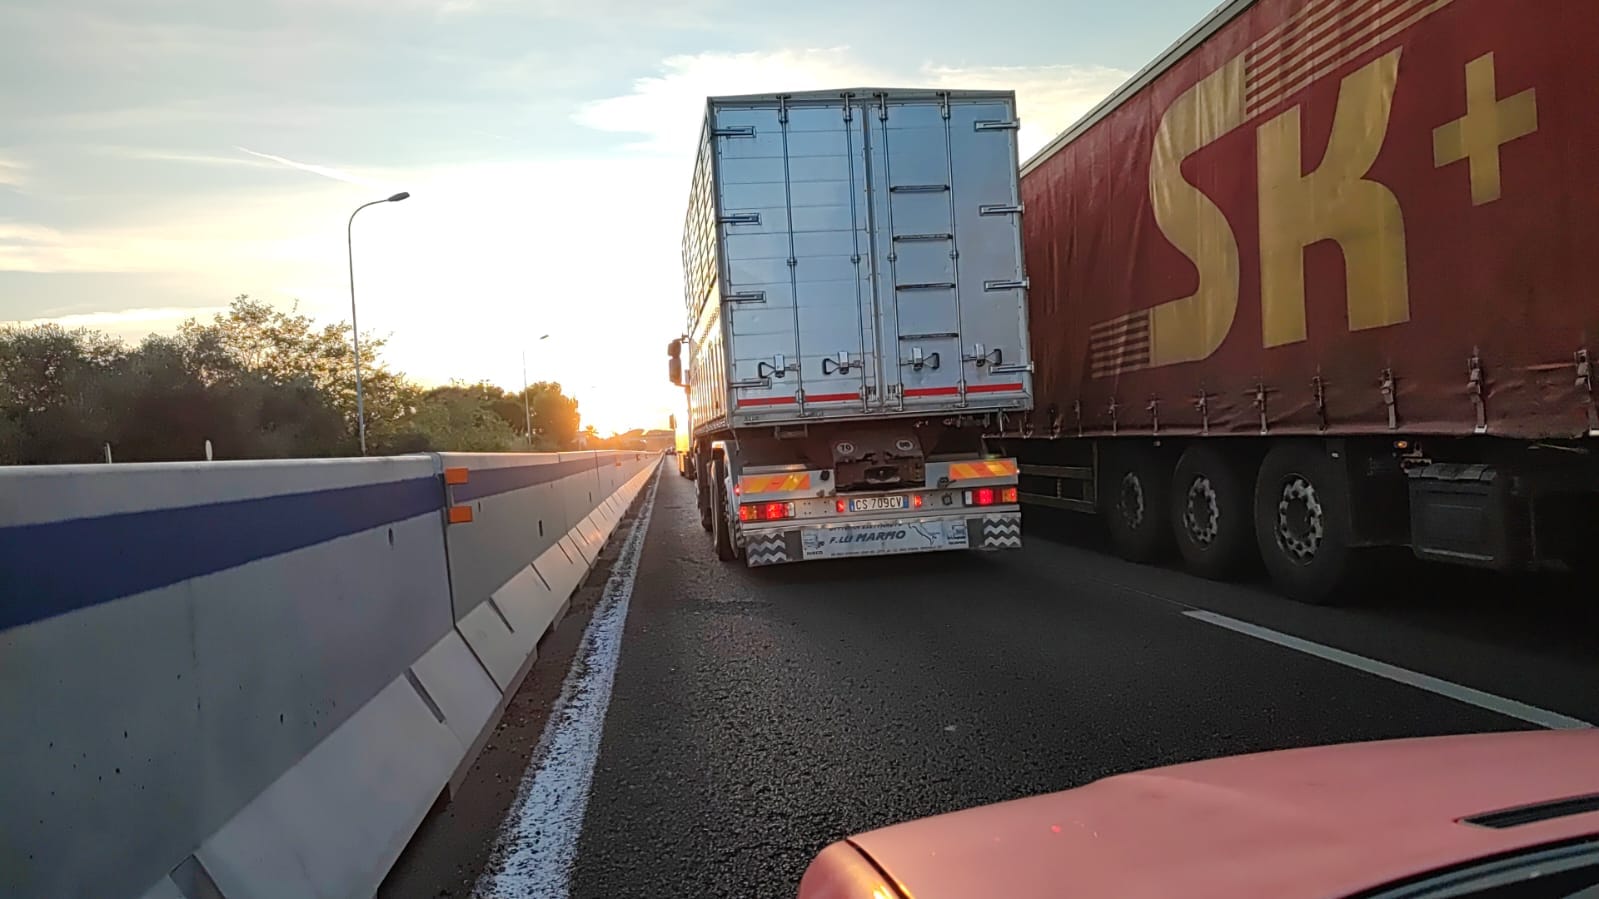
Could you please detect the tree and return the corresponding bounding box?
[484,381,581,451]
[0,295,591,462]
[0,324,125,463]
[178,296,412,454]
[397,383,520,452]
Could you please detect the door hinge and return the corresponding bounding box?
[979,203,1024,216]
[726,291,766,304]
[719,213,760,226]
[974,120,1020,131]
[713,126,755,138]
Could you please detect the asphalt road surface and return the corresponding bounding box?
[384,466,1599,899]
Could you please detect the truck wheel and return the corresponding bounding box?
[1101,447,1172,563]
[1253,443,1353,604]
[710,456,739,562]
[1171,444,1257,580]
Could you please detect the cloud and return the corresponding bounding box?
[234,147,391,189]
[0,178,352,275]
[91,146,281,170]
[576,48,876,155]
[9,305,229,329]
[921,63,1132,159]
[577,48,1131,159]
[6,305,233,346]
[0,156,27,189]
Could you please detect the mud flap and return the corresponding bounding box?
[972,513,1022,550]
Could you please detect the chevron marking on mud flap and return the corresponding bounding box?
[744,533,791,567]
[979,514,1022,549]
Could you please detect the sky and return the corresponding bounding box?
[0,0,1220,435]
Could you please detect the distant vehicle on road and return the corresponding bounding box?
[798,730,1599,899]
[996,0,1599,602]
[669,89,1032,568]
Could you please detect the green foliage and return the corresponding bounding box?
[0,296,583,463]
[484,381,581,451]
[396,382,520,453]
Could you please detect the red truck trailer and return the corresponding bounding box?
[996,0,1599,601]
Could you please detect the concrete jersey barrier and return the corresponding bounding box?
[0,451,659,899]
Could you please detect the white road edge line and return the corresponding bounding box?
[473,473,661,899]
[1184,609,1593,731]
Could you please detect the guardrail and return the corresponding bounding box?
[0,451,658,899]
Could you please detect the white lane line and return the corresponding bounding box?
[474,474,660,899]
[1184,610,1593,730]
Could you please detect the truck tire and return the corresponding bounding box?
[710,456,739,562]
[1101,446,1172,563]
[1171,444,1256,580]
[1253,442,1354,604]
[698,457,714,532]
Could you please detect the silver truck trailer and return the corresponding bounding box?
[668,88,1035,565]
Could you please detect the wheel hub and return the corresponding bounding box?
[1276,476,1324,564]
[1183,476,1220,546]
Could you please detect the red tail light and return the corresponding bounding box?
[741,501,794,522]
[964,486,1017,507]
[835,499,847,514]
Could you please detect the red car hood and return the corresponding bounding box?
[830,731,1599,899]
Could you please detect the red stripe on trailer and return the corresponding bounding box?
[904,386,960,398]
[807,392,861,403]
[967,382,1025,394]
[737,396,799,407]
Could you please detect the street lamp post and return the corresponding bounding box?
[523,334,550,447]
[347,191,410,455]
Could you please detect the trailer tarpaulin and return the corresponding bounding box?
[1023,0,1599,440]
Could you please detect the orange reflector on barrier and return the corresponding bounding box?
[444,467,470,485]
[447,505,474,524]
[948,459,1019,480]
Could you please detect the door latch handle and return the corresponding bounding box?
[822,351,858,376]
[757,354,797,379]
[900,349,941,372]
[962,345,1003,368]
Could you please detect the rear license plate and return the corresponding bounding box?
[847,496,907,513]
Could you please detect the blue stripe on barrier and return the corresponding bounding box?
[0,476,445,632]
[449,458,598,502]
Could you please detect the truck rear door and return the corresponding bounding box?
[866,92,1031,412]
[714,98,874,419]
